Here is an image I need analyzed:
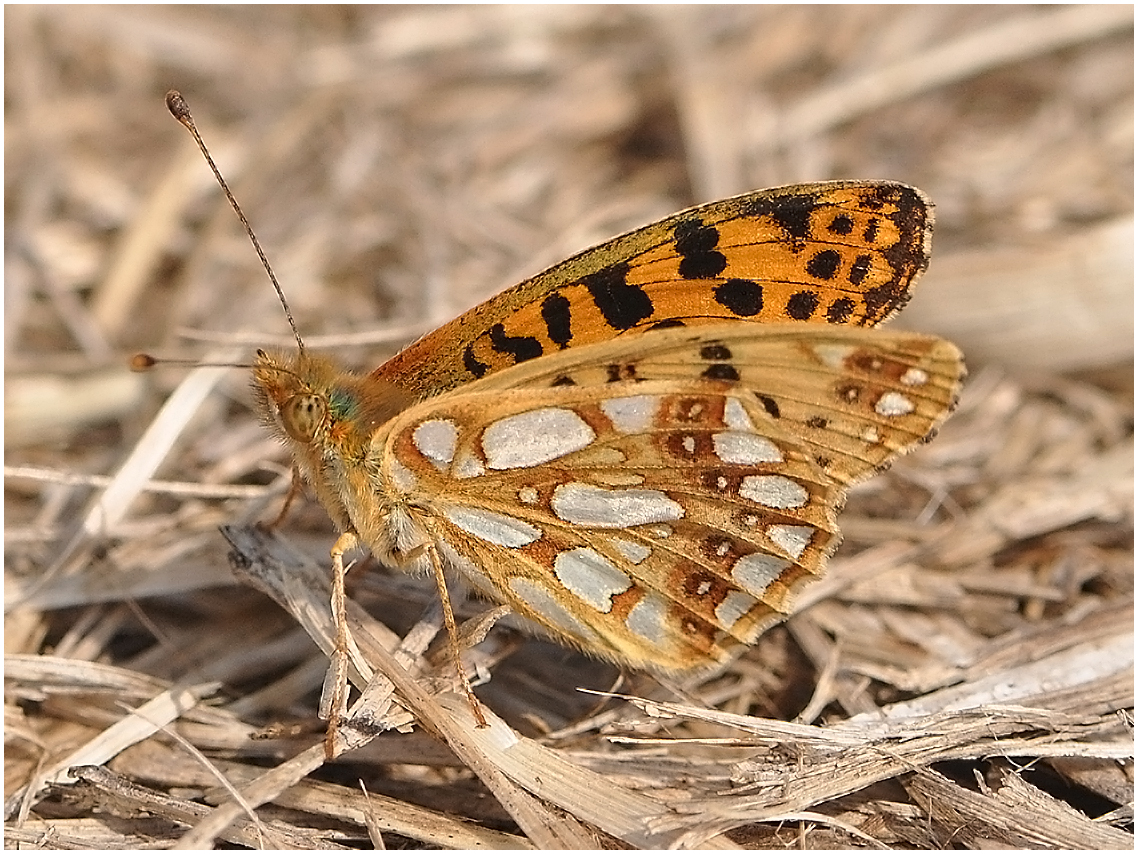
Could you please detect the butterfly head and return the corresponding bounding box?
[253,349,413,456]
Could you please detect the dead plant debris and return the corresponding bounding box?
[6,6,1132,849]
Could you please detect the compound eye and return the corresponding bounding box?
[281,394,326,443]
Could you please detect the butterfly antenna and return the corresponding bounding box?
[166,90,306,355]
[130,352,307,384]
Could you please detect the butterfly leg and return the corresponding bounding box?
[425,541,488,728]
[266,466,304,531]
[323,529,365,758]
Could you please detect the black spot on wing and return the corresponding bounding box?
[699,342,738,381]
[806,249,841,281]
[702,363,740,381]
[826,298,855,324]
[541,292,573,348]
[827,214,854,235]
[699,343,733,361]
[674,219,728,279]
[581,261,653,330]
[714,278,763,316]
[489,323,543,364]
[744,190,821,249]
[756,394,781,419]
[786,291,819,321]
[463,345,488,378]
[848,254,872,286]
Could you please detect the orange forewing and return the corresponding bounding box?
[377,181,931,400]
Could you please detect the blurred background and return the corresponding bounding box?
[6,7,1131,384]
[5,6,1133,847]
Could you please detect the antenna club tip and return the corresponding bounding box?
[130,353,158,372]
[165,90,192,124]
[162,88,303,352]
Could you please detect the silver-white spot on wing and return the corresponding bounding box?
[731,552,790,597]
[716,590,758,630]
[444,506,542,547]
[613,538,652,564]
[600,395,659,434]
[482,408,596,469]
[740,475,808,509]
[712,432,783,464]
[452,449,486,480]
[554,547,633,612]
[875,391,914,417]
[812,343,855,369]
[387,457,418,492]
[551,483,684,528]
[724,397,754,431]
[901,367,928,386]
[412,419,458,469]
[767,525,815,560]
[626,590,669,646]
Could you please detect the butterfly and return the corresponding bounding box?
[247,181,963,732]
[164,84,963,750]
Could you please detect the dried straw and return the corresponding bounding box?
[6,6,1132,849]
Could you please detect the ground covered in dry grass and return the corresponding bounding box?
[5,6,1132,849]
